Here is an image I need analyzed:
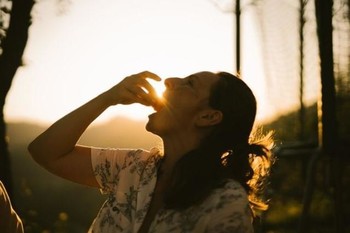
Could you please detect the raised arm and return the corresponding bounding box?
[28,71,161,187]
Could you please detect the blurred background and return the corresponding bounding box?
[0,0,349,232]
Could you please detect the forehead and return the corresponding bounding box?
[188,71,220,88]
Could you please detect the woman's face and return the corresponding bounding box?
[146,71,220,136]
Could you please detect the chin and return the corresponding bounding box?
[145,121,153,133]
[145,124,163,137]
[145,115,167,137]
[145,117,159,135]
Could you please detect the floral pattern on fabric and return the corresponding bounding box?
[148,180,253,233]
[90,148,162,233]
[89,147,253,233]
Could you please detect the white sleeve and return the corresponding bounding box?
[91,147,148,194]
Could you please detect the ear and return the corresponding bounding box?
[195,109,223,127]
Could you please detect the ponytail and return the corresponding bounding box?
[220,130,274,214]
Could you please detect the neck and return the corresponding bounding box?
[159,132,200,177]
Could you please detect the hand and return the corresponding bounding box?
[104,71,161,106]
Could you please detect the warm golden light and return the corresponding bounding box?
[5,0,272,124]
[148,78,166,98]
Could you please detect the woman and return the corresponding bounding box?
[0,181,24,233]
[28,71,273,233]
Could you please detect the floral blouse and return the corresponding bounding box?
[89,147,254,233]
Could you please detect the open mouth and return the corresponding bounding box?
[151,98,165,112]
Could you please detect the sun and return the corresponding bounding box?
[147,78,166,98]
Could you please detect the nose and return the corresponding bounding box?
[164,77,179,89]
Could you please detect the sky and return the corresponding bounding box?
[5,0,270,125]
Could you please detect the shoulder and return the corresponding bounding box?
[91,147,162,169]
[91,147,163,174]
[0,181,12,211]
[91,147,162,192]
[91,147,162,160]
[195,179,250,215]
[204,180,253,232]
[210,179,249,209]
[0,181,8,208]
[0,182,24,233]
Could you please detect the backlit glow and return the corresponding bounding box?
[148,79,166,98]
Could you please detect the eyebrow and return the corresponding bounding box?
[184,75,200,96]
[187,74,199,84]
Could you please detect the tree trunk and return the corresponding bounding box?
[315,0,337,152]
[0,0,34,197]
[315,0,343,232]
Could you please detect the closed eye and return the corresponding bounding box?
[186,77,195,87]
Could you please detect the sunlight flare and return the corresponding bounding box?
[148,78,166,98]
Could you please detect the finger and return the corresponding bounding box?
[138,78,157,96]
[139,71,161,81]
[136,91,153,106]
[128,86,153,106]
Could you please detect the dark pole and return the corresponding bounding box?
[315,0,337,153]
[315,0,342,232]
[299,0,306,141]
[235,0,241,74]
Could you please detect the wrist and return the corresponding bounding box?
[99,90,120,107]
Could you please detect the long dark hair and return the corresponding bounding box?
[163,72,274,215]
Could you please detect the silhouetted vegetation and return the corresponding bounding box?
[260,98,350,233]
[0,0,34,198]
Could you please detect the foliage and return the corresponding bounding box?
[0,0,11,54]
[261,97,350,233]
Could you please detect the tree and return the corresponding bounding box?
[315,0,343,232]
[0,0,34,196]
